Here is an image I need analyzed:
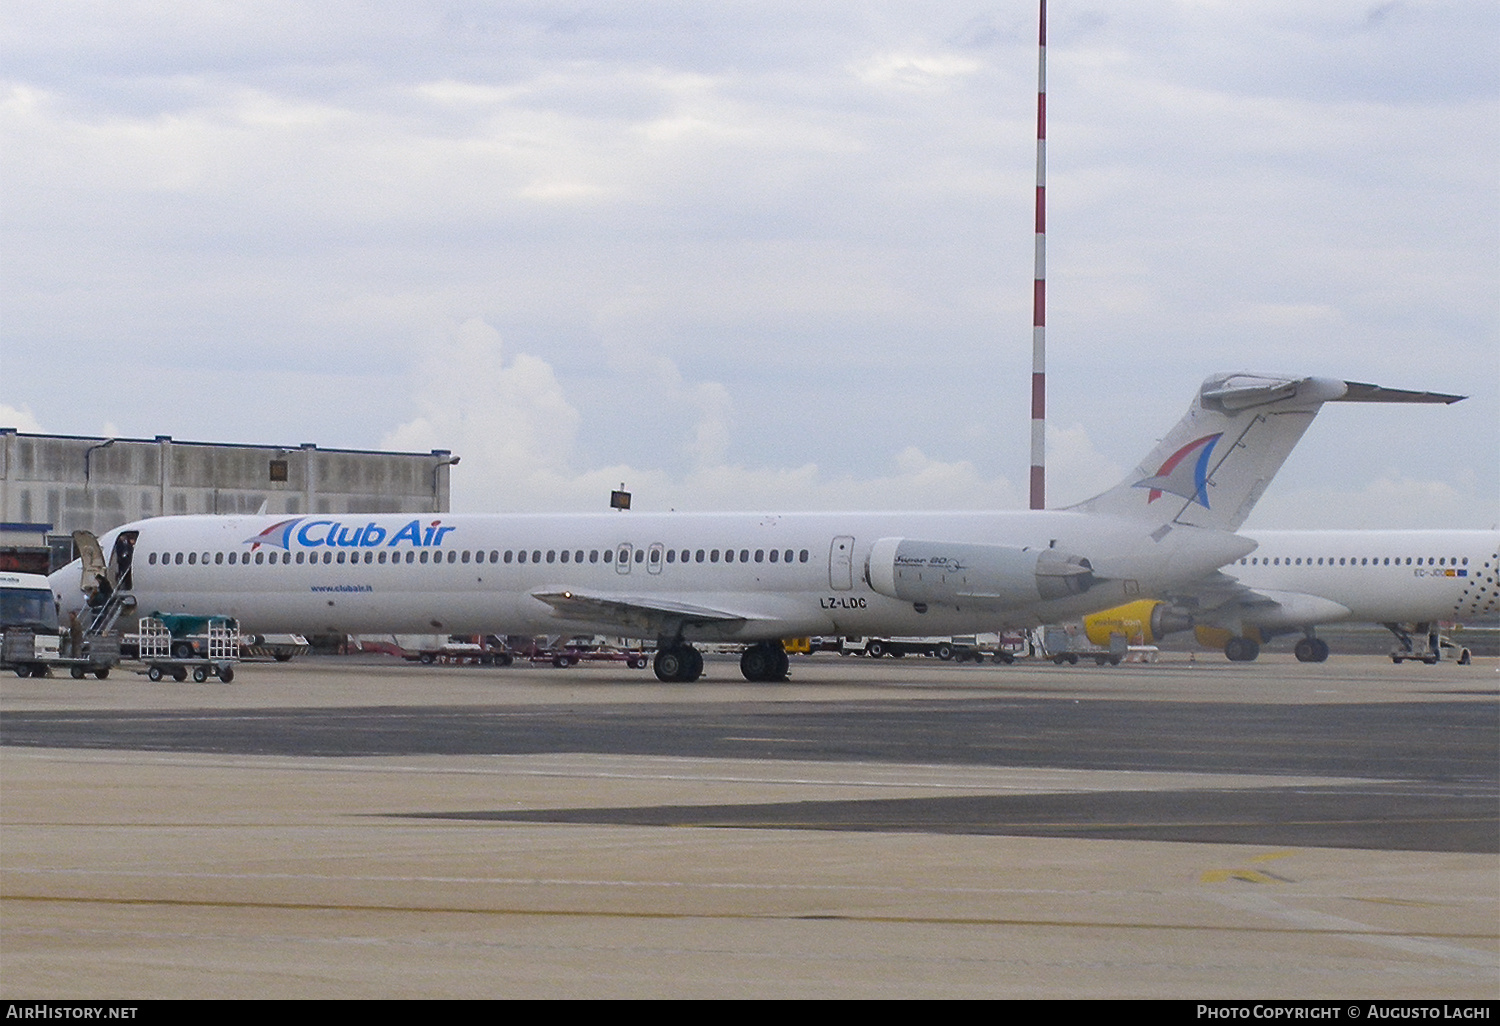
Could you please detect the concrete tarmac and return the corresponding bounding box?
[1,653,1496,999]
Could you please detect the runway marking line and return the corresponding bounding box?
[3,894,1497,941]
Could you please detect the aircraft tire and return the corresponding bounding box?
[739,645,772,682]
[1225,637,1260,662]
[1294,638,1329,663]
[654,646,703,683]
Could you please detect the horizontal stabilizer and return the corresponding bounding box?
[1332,382,1465,404]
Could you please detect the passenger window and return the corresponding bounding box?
[696,550,705,563]
[576,550,584,563]
[724,549,734,563]
[634,549,644,563]
[769,550,778,563]
[420,551,429,564]
[740,549,749,562]
[590,550,599,563]
[710,549,719,563]
[603,550,612,563]
[666,550,676,563]
[533,550,542,563]
[560,550,569,563]
[547,550,556,563]
[337,552,346,564]
[799,549,809,563]
[462,551,471,564]
[784,550,794,563]
[755,550,764,562]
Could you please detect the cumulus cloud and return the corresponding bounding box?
[382,317,1038,513]
[0,402,45,433]
[1,3,1493,528]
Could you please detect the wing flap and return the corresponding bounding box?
[529,589,760,638]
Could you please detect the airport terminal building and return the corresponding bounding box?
[0,429,458,573]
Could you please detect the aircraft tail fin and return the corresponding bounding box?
[1069,372,1463,532]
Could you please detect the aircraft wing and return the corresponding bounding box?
[529,589,770,639]
[1170,572,1351,630]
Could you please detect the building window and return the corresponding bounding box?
[269,460,288,482]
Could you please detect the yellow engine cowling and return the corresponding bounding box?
[1195,625,1261,649]
[1083,600,1193,647]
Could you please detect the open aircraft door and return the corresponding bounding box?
[71,530,110,597]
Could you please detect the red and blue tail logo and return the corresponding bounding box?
[1133,434,1221,508]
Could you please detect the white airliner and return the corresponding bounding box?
[49,373,1462,682]
[1081,529,1499,663]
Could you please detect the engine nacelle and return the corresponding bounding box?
[1082,599,1194,646]
[866,538,1096,609]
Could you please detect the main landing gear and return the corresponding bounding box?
[652,641,792,683]
[1223,636,1260,662]
[1293,635,1330,663]
[653,644,704,683]
[739,642,790,683]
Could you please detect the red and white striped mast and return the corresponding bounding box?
[1029,0,1048,510]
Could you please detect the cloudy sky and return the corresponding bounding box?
[2,1,1496,528]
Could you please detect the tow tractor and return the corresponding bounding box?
[1386,623,1473,665]
[135,613,241,682]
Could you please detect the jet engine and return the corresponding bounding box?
[866,538,1096,609]
[1081,599,1194,646]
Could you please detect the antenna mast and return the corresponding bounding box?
[1029,0,1047,510]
